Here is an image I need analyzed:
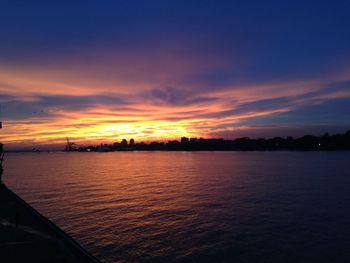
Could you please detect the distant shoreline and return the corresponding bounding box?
[5,148,350,153]
[4,130,350,152]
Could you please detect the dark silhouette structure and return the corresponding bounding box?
[0,143,3,182]
[121,139,128,146]
[65,137,77,151]
[0,117,3,182]
[71,130,350,152]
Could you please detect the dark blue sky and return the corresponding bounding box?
[1,0,350,146]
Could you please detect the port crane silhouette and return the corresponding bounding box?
[65,137,77,151]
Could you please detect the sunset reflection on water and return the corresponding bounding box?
[5,151,350,262]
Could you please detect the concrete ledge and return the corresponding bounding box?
[0,183,100,263]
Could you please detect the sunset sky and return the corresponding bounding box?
[1,0,350,149]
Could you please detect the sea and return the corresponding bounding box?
[4,151,350,263]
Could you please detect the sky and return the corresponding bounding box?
[1,0,350,149]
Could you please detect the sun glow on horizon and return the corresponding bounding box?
[1,1,350,150]
[1,115,201,149]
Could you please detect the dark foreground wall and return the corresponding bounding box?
[0,183,100,263]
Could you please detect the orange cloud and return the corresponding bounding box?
[1,54,350,149]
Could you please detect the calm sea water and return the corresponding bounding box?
[3,151,350,263]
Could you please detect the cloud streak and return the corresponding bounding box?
[1,1,350,149]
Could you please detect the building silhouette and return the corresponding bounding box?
[181,137,189,144]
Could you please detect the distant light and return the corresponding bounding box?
[318,143,321,146]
